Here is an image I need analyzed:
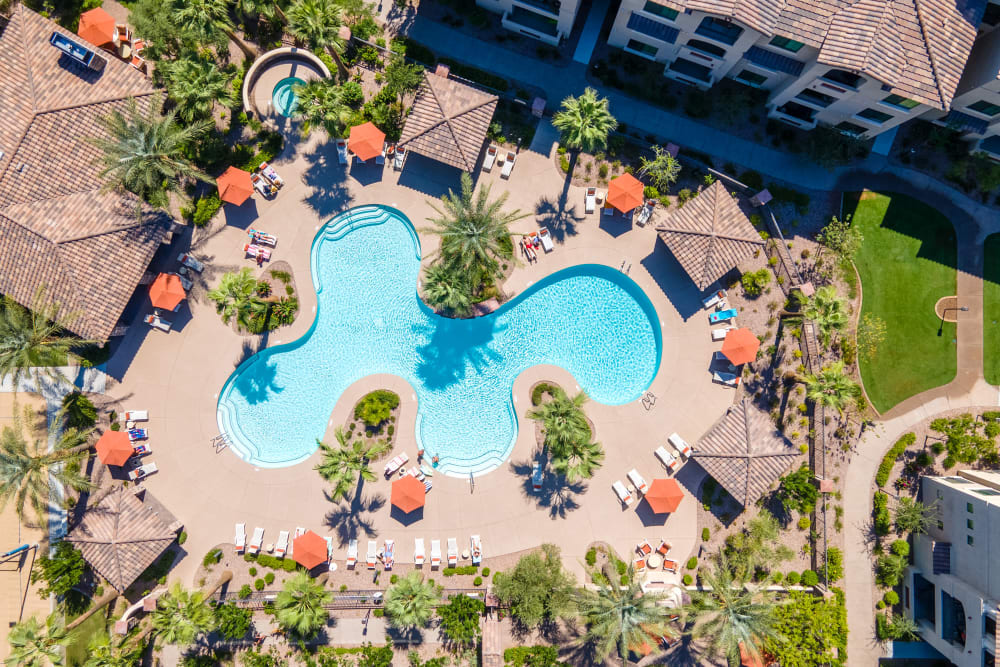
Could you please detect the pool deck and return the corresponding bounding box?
[103,123,738,586]
[250,58,325,118]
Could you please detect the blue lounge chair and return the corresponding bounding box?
[709,308,737,324]
[128,428,148,441]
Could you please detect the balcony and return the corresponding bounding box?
[776,101,815,122]
[627,12,679,44]
[665,57,712,87]
[503,5,560,43]
[794,88,836,109]
[979,135,1000,161]
[511,0,560,18]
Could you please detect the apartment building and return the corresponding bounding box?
[606,0,988,140]
[476,0,580,45]
[905,471,1000,667]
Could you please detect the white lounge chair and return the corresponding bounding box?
[712,326,733,341]
[128,462,157,481]
[251,173,274,197]
[124,410,148,422]
[702,290,726,310]
[259,162,285,188]
[414,538,425,565]
[430,539,442,569]
[483,145,498,172]
[248,527,264,555]
[538,227,554,252]
[585,187,596,214]
[713,371,741,387]
[636,203,653,227]
[627,469,648,495]
[244,243,271,261]
[384,539,395,569]
[393,147,407,170]
[235,523,246,552]
[275,530,289,558]
[655,446,680,473]
[178,253,205,273]
[501,152,515,179]
[613,480,632,507]
[347,539,358,568]
[324,536,334,560]
[531,463,543,491]
[290,527,305,557]
[384,452,409,477]
[447,538,458,567]
[366,540,377,569]
[248,229,277,247]
[336,139,349,164]
[375,145,387,165]
[144,313,171,332]
[668,433,692,458]
[470,535,482,565]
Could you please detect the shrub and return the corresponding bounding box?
[264,572,275,584]
[354,390,400,427]
[559,155,570,173]
[585,548,597,566]
[801,570,819,587]
[785,571,800,585]
[340,81,364,107]
[239,584,252,599]
[643,185,659,199]
[883,590,900,606]
[473,576,483,586]
[249,567,258,576]
[876,600,886,610]
[701,527,710,542]
[178,531,188,545]
[891,540,910,558]
[283,560,298,572]
[682,574,693,585]
[797,516,811,530]
[823,547,844,584]
[190,193,222,227]
[373,608,384,617]
[254,578,265,591]
[741,268,772,297]
[873,491,892,536]
[943,455,956,469]
[686,557,698,570]
[739,170,764,191]
[598,163,609,178]
[876,553,906,588]
[876,433,915,487]
[202,549,222,567]
[389,574,398,584]
[771,571,783,584]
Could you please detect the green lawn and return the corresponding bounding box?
[64,610,106,666]
[985,234,1000,384]
[848,191,957,412]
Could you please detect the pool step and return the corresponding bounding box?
[323,206,391,241]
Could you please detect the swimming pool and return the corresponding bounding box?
[272,76,304,117]
[217,205,662,475]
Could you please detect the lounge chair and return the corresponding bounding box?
[128,462,157,481]
[713,351,737,372]
[347,539,358,568]
[501,152,515,179]
[384,539,395,570]
[244,243,272,261]
[124,410,148,422]
[414,538,425,565]
[521,238,537,262]
[656,540,671,556]
[531,463,543,491]
[131,443,151,457]
[628,469,649,495]
[290,527,305,557]
[633,557,646,573]
[366,540,377,569]
[636,539,652,556]
[636,203,653,227]
[130,40,146,72]
[178,253,205,273]
[251,173,275,197]
[235,523,246,552]
[470,535,482,565]
[613,480,633,507]
[712,326,733,341]
[324,536,334,560]
[249,527,264,555]
[171,272,192,292]
[430,540,442,569]
[336,139,349,165]
[662,559,678,573]
[259,162,285,188]
[483,145,498,172]
[384,452,409,477]
[447,538,458,567]
[585,187,596,214]
[248,229,277,247]
[709,308,738,324]
[538,227,554,253]
[393,147,407,170]
[654,446,679,473]
[668,433,692,459]
[127,428,148,441]
[275,530,289,558]
[375,144,387,165]
[144,313,171,332]
[702,290,726,310]
[713,371,741,387]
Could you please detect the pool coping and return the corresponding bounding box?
[243,47,331,119]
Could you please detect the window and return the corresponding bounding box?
[642,1,679,20]
[882,94,920,110]
[823,69,864,88]
[835,121,866,136]
[987,615,997,639]
[975,488,1000,496]
[685,39,726,58]
[937,519,944,530]
[735,69,767,87]
[968,502,975,513]
[968,534,975,546]
[796,88,836,107]
[769,35,804,52]
[695,16,743,46]
[857,108,893,124]
[968,518,975,529]
[968,100,1000,116]
[626,39,658,57]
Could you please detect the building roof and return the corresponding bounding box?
[694,398,800,506]
[65,486,178,592]
[655,180,763,290]
[398,70,498,172]
[0,6,169,340]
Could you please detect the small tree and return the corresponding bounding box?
[437,594,484,647]
[492,544,576,629]
[894,497,939,535]
[61,392,97,430]
[815,214,863,276]
[31,541,86,598]
[637,145,682,191]
[214,602,253,639]
[857,313,887,361]
[775,465,818,514]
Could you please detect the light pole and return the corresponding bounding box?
[938,305,969,336]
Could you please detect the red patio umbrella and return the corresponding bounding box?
[348,122,386,162]
[292,530,328,569]
[148,273,185,311]
[721,328,760,365]
[644,478,684,514]
[607,173,644,213]
[216,166,254,205]
[390,475,425,514]
[77,8,116,46]
[95,431,134,467]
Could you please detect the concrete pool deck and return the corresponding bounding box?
[102,125,738,585]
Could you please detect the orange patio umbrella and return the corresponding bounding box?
[95,431,134,467]
[348,122,386,162]
[390,474,425,514]
[644,478,684,514]
[292,530,329,569]
[721,328,760,365]
[607,173,644,213]
[77,8,116,46]
[216,166,254,205]
[148,273,186,311]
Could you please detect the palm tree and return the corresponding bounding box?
[551,87,616,172]
[160,53,235,123]
[150,583,215,647]
[384,571,440,630]
[314,427,390,501]
[576,553,672,662]
[207,268,269,333]
[274,572,333,639]
[293,78,354,136]
[527,390,591,457]
[173,0,257,59]
[421,263,473,316]
[0,404,94,525]
[235,0,287,24]
[89,96,211,210]
[5,615,75,667]
[550,438,604,483]
[800,361,861,414]
[83,630,143,667]
[287,0,349,79]
[683,556,780,667]
[800,285,848,347]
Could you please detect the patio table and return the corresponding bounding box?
[118,43,131,59]
[647,552,663,570]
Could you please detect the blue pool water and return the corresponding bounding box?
[272,77,304,117]
[217,206,662,474]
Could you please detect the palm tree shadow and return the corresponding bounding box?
[300,141,354,218]
[535,195,584,243]
[510,457,587,518]
[412,316,503,391]
[324,489,386,546]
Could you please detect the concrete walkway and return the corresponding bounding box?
[572,0,609,64]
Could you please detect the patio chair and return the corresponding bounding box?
[393,147,407,170]
[501,152,516,179]
[531,462,543,491]
[709,308,738,324]
[538,227,554,252]
[633,558,646,573]
[131,443,151,457]
[713,350,737,372]
[248,229,277,247]
[712,326,733,341]
[586,187,596,214]
[324,536,334,560]
[636,203,653,227]
[636,539,652,556]
[259,162,285,188]
[613,480,633,507]
[275,531,289,558]
[713,371,740,387]
[447,538,458,567]
[662,559,678,573]
[234,523,246,553]
[627,469,649,495]
[384,539,395,570]
[483,145,498,172]
[114,24,132,45]
[470,535,482,565]
[366,540,377,569]
[430,539,442,569]
[244,243,271,261]
[127,462,157,481]
[178,253,205,273]
[702,290,727,310]
[171,272,192,292]
[655,445,679,473]
[603,204,614,216]
[290,527,305,557]
[384,452,409,477]
[336,139,349,164]
[144,313,171,332]
[346,539,358,568]
[248,527,264,555]
[124,410,148,422]
[414,538,425,565]
[668,433,692,459]
[656,540,671,556]
[127,428,148,441]
[375,144,387,165]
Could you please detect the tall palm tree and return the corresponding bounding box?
[274,572,333,639]
[83,630,143,667]
[800,285,849,347]
[314,427,390,501]
[421,263,473,317]
[5,615,75,667]
[235,0,288,24]
[527,390,591,457]
[293,78,354,136]
[384,571,440,630]
[287,0,349,79]
[173,0,257,59]
[150,583,215,647]
[683,557,780,667]
[576,553,672,663]
[550,439,604,483]
[0,404,94,525]
[160,53,235,123]
[89,96,211,210]
[551,87,616,171]
[207,268,269,333]
[800,361,861,414]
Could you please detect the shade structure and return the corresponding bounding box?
[607,173,644,213]
[645,478,684,514]
[77,8,116,46]
[721,328,760,365]
[148,273,185,311]
[95,431,134,467]
[391,474,426,514]
[348,122,386,161]
[216,166,254,205]
[292,530,328,569]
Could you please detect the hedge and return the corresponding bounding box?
[875,433,916,487]
[873,491,891,536]
[442,566,478,576]
[243,552,303,572]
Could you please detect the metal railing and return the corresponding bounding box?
[212,588,485,610]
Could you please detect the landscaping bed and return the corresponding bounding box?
[985,233,1000,385]
[344,389,401,450]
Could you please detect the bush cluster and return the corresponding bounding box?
[801,570,819,587]
[741,268,772,297]
[531,383,560,406]
[243,552,301,572]
[354,390,400,428]
[442,566,478,576]
[873,491,891,536]
[875,432,916,487]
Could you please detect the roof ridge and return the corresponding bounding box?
[15,5,41,118]
[912,0,949,109]
[740,400,753,503]
[32,90,156,119]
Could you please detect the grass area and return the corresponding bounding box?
[848,191,957,412]
[984,234,1000,384]
[64,610,106,666]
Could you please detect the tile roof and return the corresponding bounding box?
[398,71,498,172]
[693,398,800,506]
[654,180,763,290]
[0,6,168,340]
[66,487,178,592]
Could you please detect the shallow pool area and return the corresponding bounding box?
[217,206,661,475]
[271,76,304,117]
